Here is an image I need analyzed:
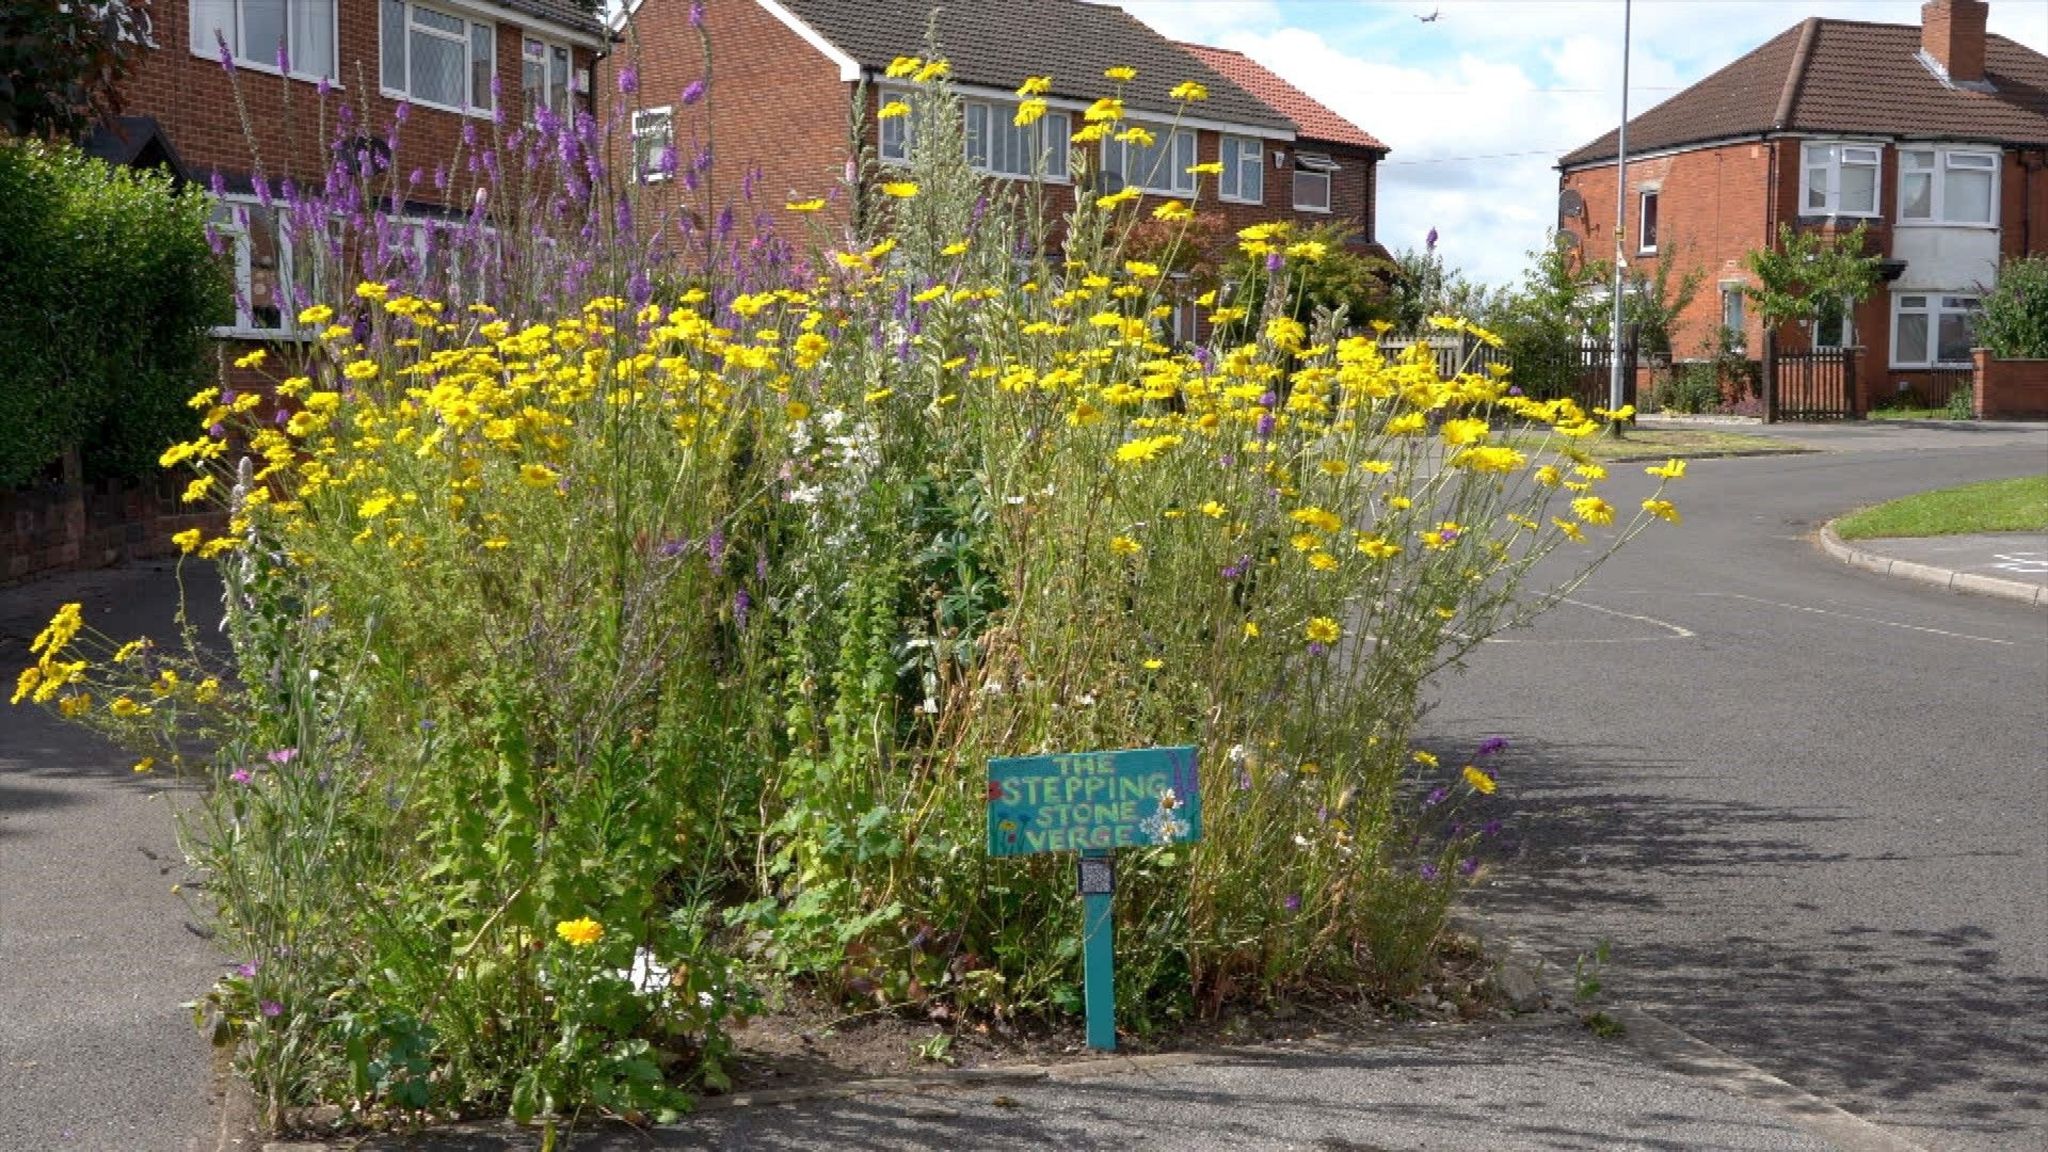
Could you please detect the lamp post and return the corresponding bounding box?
[1609,0,1632,431]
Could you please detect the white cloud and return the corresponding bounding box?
[1105,1,2048,288]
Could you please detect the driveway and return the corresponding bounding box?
[1433,422,2048,1150]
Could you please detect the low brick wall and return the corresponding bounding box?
[1973,350,2048,420]
[2,452,221,584]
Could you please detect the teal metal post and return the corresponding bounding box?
[1081,848,1116,1051]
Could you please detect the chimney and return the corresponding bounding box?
[1922,0,1989,85]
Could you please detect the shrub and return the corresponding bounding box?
[1976,255,2048,360]
[11,57,1688,1130]
[0,140,230,486]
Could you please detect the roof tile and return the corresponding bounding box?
[1178,43,1386,151]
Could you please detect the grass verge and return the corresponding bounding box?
[1835,475,2048,540]
[1507,426,1805,462]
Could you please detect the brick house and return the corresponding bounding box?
[107,0,608,345]
[1557,0,2048,411]
[605,0,1388,270]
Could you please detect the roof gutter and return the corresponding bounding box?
[1771,17,1821,130]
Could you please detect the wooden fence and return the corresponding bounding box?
[1762,333,1859,421]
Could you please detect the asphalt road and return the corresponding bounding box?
[1431,421,2048,1151]
[0,561,235,1152]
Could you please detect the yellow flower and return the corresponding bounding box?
[1534,465,1563,487]
[1115,434,1182,466]
[864,387,894,403]
[1357,535,1401,559]
[1152,200,1192,222]
[1413,750,1439,768]
[233,348,267,369]
[1552,517,1586,543]
[343,360,379,381]
[182,475,214,504]
[1201,500,1226,519]
[913,59,949,83]
[358,494,394,519]
[1084,96,1124,122]
[355,281,389,302]
[296,304,334,326]
[1304,616,1341,645]
[1643,498,1681,524]
[132,757,156,774]
[31,603,82,657]
[1440,417,1490,446]
[1308,551,1339,571]
[12,665,39,706]
[1572,496,1615,526]
[1115,125,1156,148]
[1014,98,1047,127]
[58,692,91,717]
[110,697,150,718]
[1017,75,1052,97]
[1169,80,1208,101]
[1462,765,1497,795]
[787,198,827,213]
[1104,65,1137,82]
[520,463,560,488]
[1243,621,1260,638]
[1289,506,1342,534]
[1109,535,1143,556]
[555,917,605,947]
[880,182,920,199]
[1645,458,1688,480]
[885,55,922,79]
[1385,412,1427,436]
[878,100,911,119]
[1142,658,1164,670]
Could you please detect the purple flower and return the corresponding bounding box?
[1476,737,1509,757]
[1507,385,1524,397]
[215,32,235,72]
[229,769,253,785]
[689,1,704,27]
[266,748,298,766]
[1265,251,1283,273]
[617,65,639,94]
[1458,857,1480,877]
[1422,786,1447,809]
[236,961,260,978]
[1419,863,1440,881]
[1307,642,1329,657]
[1256,412,1276,438]
[1282,894,1301,913]
[1258,391,1278,408]
[734,589,751,629]
[259,1001,283,1019]
[1482,819,1503,838]
[682,79,706,106]
[1426,226,1439,251]
[1235,768,1252,790]
[706,528,726,563]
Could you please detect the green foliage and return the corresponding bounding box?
[0,139,230,486]
[0,0,146,140]
[1491,232,1609,400]
[1387,244,1506,335]
[1975,254,2048,360]
[1221,222,1398,334]
[1610,242,1704,359]
[1742,223,1881,335]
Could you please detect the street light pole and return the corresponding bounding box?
[1609,0,1632,428]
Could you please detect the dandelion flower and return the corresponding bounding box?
[1109,535,1143,557]
[1304,616,1341,646]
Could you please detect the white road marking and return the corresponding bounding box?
[1472,598,1695,645]
[1989,552,2048,575]
[1694,591,2020,646]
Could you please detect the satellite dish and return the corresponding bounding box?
[1558,188,1585,222]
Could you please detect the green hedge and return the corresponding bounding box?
[0,140,231,487]
[1977,255,2048,361]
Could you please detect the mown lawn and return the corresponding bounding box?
[1835,475,2048,540]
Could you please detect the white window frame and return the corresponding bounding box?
[1103,122,1196,196]
[521,35,575,118]
[632,106,674,183]
[1637,187,1660,253]
[1719,283,1746,348]
[380,0,496,118]
[877,85,915,165]
[1800,141,1882,219]
[1898,146,1999,227]
[1891,292,1981,368]
[188,0,338,82]
[1218,135,1263,205]
[964,99,1072,182]
[209,197,316,341]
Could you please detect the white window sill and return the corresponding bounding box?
[1136,187,1197,198]
[1292,204,1333,214]
[1639,246,1659,255]
[1894,220,1999,230]
[380,87,495,120]
[1220,194,1263,206]
[214,327,314,343]
[1800,210,1882,221]
[637,173,673,184]
[977,169,1072,186]
[188,47,335,85]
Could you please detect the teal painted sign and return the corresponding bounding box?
[986,745,1202,857]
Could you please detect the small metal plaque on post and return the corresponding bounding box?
[1076,853,1116,896]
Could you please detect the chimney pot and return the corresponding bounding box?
[1922,0,1989,85]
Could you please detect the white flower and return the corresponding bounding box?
[786,484,823,505]
[1226,743,1247,764]
[619,947,671,996]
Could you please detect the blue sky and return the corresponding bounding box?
[1105,1,2048,287]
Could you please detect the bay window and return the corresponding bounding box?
[1801,141,1881,217]
[189,0,336,79]
[381,1,494,115]
[1104,122,1196,195]
[1218,135,1263,204]
[1892,293,1980,367]
[1899,147,1997,226]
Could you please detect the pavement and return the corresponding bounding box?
[2,419,2043,1152]
[1818,530,2048,608]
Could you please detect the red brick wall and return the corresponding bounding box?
[2001,149,2048,260]
[123,0,598,190]
[605,0,858,243]
[1973,349,2048,419]
[2,453,220,585]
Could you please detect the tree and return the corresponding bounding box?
[1742,223,1881,344]
[1490,232,1610,399]
[0,1,150,141]
[1608,241,1704,360]
[1217,221,1398,335]
[1974,254,2048,359]
[1388,242,1506,334]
